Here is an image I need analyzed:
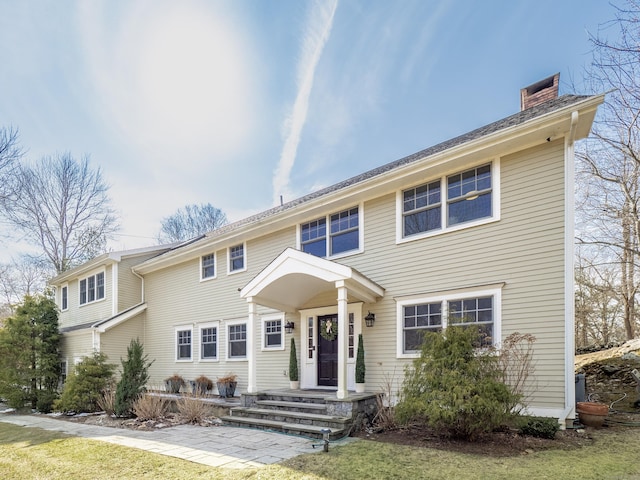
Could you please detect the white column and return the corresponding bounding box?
[336,281,348,399]
[247,299,257,393]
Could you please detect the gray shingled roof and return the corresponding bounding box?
[157,94,592,257]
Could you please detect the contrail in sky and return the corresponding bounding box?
[272,0,338,206]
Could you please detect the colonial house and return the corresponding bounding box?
[50,74,603,428]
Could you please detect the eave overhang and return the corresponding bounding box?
[133,94,604,276]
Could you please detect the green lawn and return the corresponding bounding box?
[1,423,640,479]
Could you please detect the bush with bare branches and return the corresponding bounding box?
[132,394,170,421]
[97,389,116,416]
[496,332,537,412]
[176,396,212,424]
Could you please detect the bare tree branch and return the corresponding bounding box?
[1,153,119,274]
[157,203,228,243]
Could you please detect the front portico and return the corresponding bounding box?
[240,248,384,399]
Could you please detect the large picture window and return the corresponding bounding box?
[300,205,361,258]
[397,285,502,357]
[399,162,498,241]
[79,271,105,306]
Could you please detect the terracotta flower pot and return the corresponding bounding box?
[576,402,608,428]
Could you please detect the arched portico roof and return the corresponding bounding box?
[240,248,384,312]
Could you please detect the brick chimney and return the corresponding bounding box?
[520,73,560,111]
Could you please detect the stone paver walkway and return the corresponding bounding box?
[0,413,348,469]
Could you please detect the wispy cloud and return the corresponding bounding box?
[272,0,338,206]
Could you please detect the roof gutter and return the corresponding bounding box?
[133,95,604,275]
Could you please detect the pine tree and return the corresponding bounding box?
[0,295,61,412]
[114,338,153,417]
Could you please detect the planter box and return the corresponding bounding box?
[217,381,237,398]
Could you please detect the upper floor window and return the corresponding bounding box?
[300,206,361,258]
[61,285,68,311]
[447,164,492,226]
[228,244,245,273]
[201,253,216,280]
[399,162,498,241]
[79,271,105,306]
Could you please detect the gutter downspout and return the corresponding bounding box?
[561,110,580,428]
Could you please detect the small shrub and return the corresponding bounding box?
[115,339,154,417]
[164,374,186,393]
[97,389,116,415]
[355,334,365,384]
[373,368,400,431]
[177,396,211,424]
[36,390,57,414]
[54,352,115,413]
[518,416,559,439]
[289,338,299,382]
[216,373,237,383]
[194,375,213,393]
[496,332,537,413]
[133,394,170,421]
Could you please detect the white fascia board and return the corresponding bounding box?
[133,95,605,276]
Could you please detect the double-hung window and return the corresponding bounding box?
[176,327,192,361]
[201,253,216,280]
[397,286,501,357]
[400,162,497,240]
[301,206,361,258]
[79,271,105,306]
[228,323,247,359]
[200,324,218,360]
[228,244,245,273]
[61,285,68,311]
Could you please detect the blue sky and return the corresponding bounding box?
[0,0,617,256]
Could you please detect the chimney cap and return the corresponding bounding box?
[520,73,560,111]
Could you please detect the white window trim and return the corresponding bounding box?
[296,202,365,259]
[396,284,503,359]
[175,325,194,362]
[261,313,285,351]
[60,284,69,311]
[227,242,247,275]
[199,321,220,362]
[78,269,106,307]
[226,319,248,361]
[200,253,217,282]
[396,159,501,244]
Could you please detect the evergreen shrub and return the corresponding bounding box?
[396,326,519,440]
[55,352,115,413]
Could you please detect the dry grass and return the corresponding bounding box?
[176,396,212,424]
[96,389,116,416]
[2,421,640,479]
[132,394,171,421]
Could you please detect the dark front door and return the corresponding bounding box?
[317,314,338,386]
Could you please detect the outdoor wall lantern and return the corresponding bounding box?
[285,321,295,334]
[364,311,376,327]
